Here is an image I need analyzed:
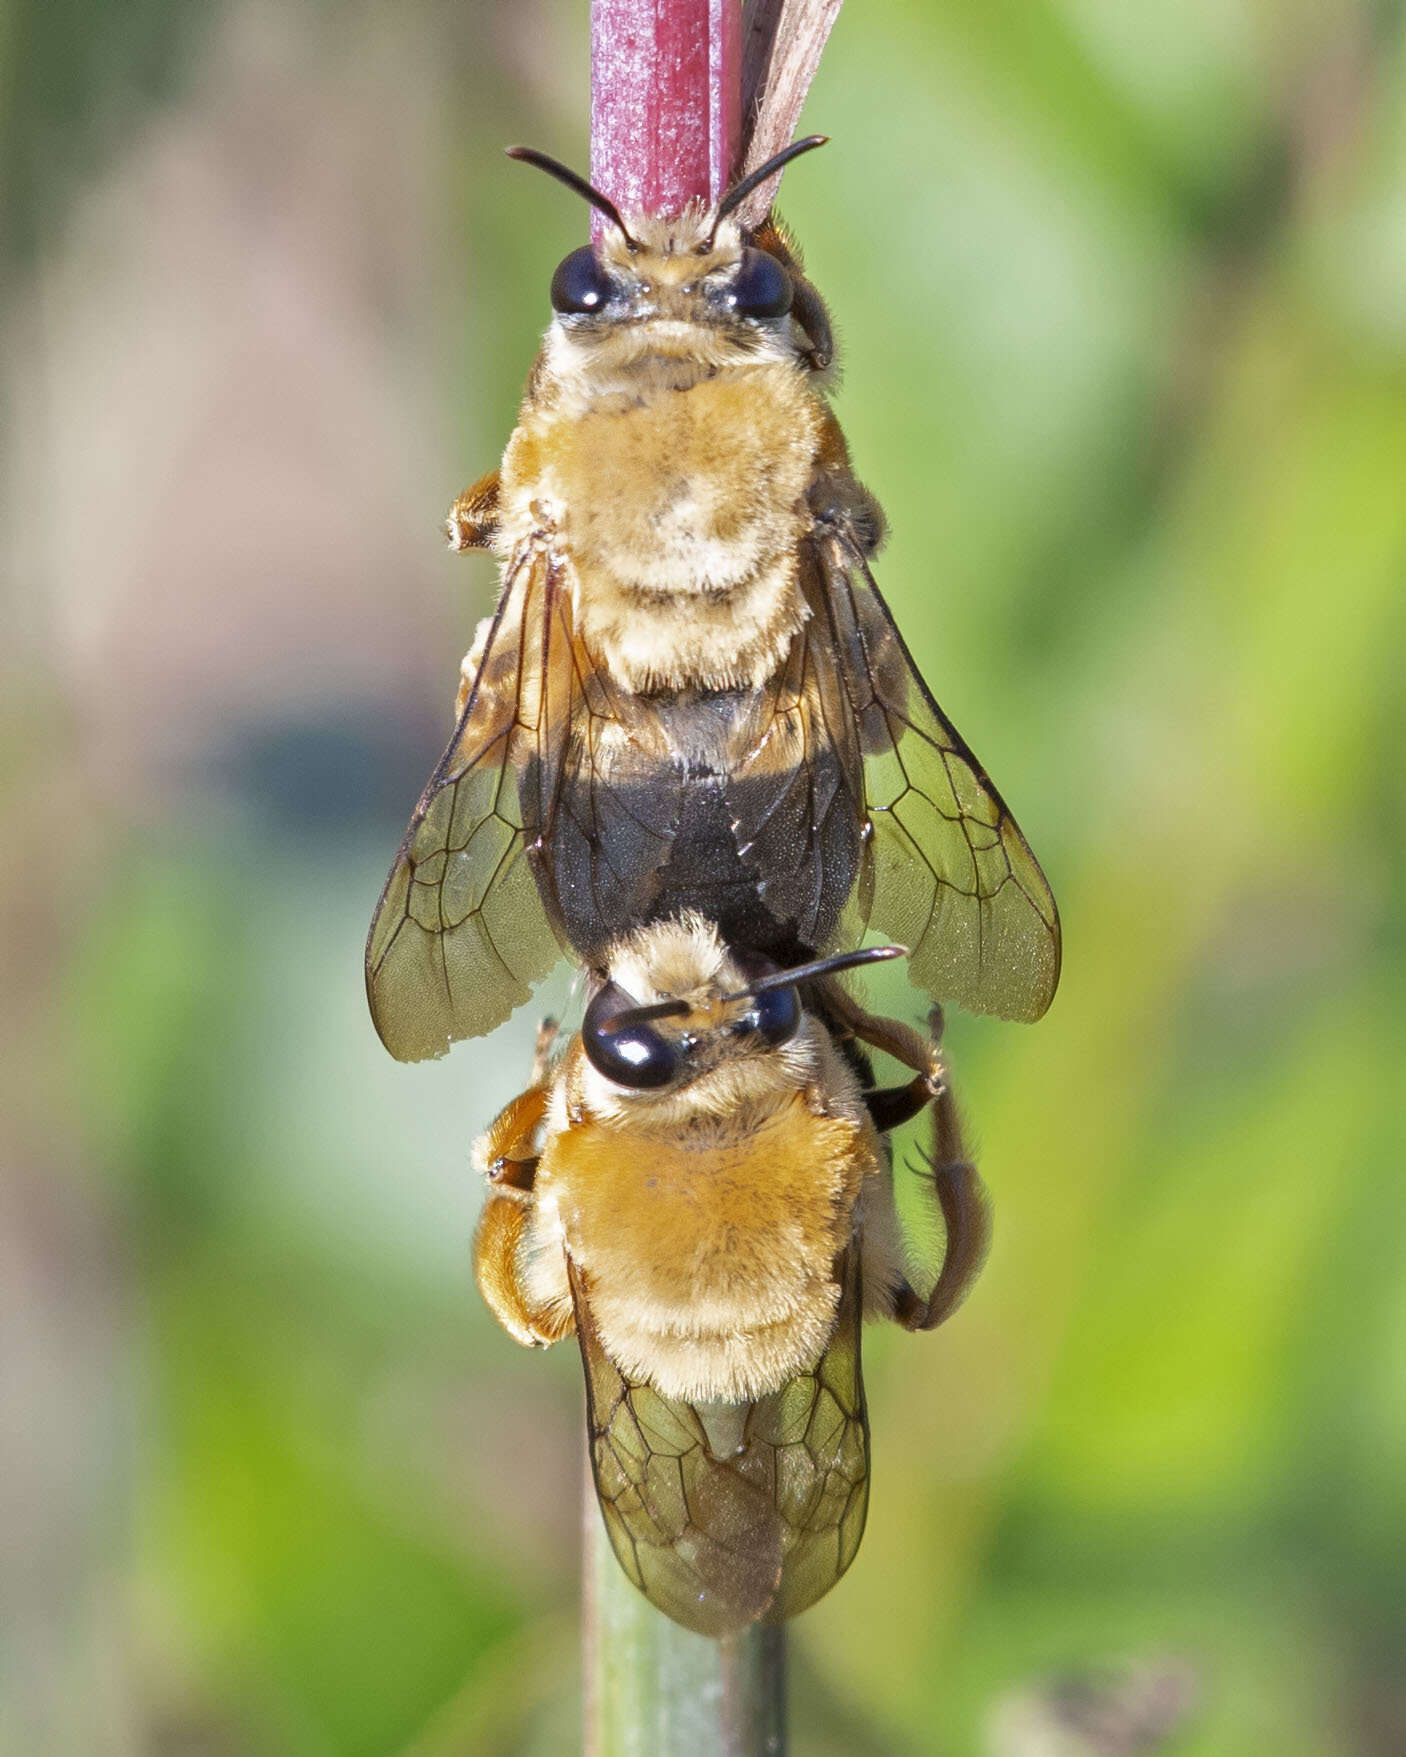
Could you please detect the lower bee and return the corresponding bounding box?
[472,914,988,1634]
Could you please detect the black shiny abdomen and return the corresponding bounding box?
[525,689,861,970]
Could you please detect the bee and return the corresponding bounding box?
[472,915,988,1634]
[365,136,1060,1061]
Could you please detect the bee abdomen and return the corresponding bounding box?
[526,693,860,965]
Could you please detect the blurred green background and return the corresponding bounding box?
[4,1,1406,1752]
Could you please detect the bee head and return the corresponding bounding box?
[578,916,905,1108]
[506,138,833,373]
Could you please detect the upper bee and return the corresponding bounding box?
[365,134,1061,1060]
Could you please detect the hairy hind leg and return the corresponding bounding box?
[893,1010,989,1331]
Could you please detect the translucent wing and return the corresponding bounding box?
[366,547,576,1059]
[722,632,866,958]
[369,537,721,1059]
[573,1251,868,1637]
[735,529,1061,1022]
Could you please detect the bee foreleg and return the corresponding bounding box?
[473,1189,575,1348]
[473,1082,550,1189]
[446,468,501,551]
[471,1074,574,1347]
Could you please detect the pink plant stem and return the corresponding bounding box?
[590,0,741,224]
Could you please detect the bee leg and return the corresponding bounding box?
[473,1190,575,1347]
[472,1074,574,1348]
[826,987,945,1091]
[446,468,501,551]
[892,1162,988,1332]
[454,615,496,718]
[754,218,835,374]
[808,411,886,553]
[894,1044,990,1332]
[864,1077,932,1135]
[473,1082,550,1191]
[528,1016,560,1088]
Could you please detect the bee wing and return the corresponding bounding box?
[772,527,1061,1022]
[572,1252,869,1637]
[365,546,573,1059]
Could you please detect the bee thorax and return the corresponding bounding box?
[500,363,823,693]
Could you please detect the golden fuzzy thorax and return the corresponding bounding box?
[513,916,885,1401]
[494,213,825,694]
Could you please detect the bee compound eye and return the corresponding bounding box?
[745,983,802,1046]
[583,983,680,1090]
[728,247,793,319]
[550,245,615,315]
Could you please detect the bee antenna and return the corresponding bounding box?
[600,943,905,1030]
[599,997,692,1032]
[505,146,641,250]
[706,134,829,246]
[721,943,907,1002]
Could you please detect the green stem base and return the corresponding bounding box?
[583,1471,787,1756]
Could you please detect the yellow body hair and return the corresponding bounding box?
[498,366,819,693]
[542,1095,872,1402]
[468,915,912,1401]
[481,212,829,695]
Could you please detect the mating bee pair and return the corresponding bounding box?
[366,138,1060,1635]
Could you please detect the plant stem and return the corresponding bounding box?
[582,4,784,1747]
[584,1468,787,1757]
[590,0,741,218]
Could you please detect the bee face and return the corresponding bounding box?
[545,216,801,371]
[573,914,818,1122]
[582,971,803,1087]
